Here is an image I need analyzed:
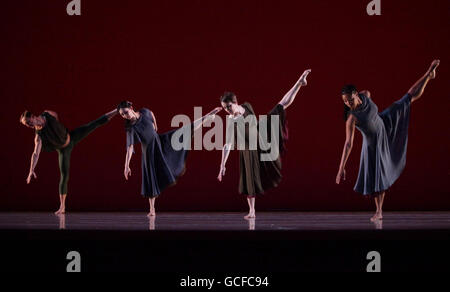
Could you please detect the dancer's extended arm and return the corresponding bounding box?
[26,134,42,184]
[336,115,356,184]
[279,69,311,109]
[124,145,133,180]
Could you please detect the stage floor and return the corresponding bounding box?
[1,211,450,231]
[1,212,450,272]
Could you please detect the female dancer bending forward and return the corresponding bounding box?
[336,60,440,221]
[118,101,222,216]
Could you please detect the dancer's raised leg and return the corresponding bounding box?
[192,107,223,131]
[70,109,117,145]
[279,69,311,109]
[410,60,440,103]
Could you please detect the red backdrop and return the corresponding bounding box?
[1,0,449,211]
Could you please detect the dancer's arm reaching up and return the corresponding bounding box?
[336,115,357,184]
[26,134,42,184]
[124,145,133,180]
[279,69,311,109]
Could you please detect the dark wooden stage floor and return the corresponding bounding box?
[1,211,450,231]
[1,212,449,272]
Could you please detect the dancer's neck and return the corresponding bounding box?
[131,110,140,122]
[234,105,245,117]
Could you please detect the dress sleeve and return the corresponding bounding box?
[141,108,151,118]
[126,127,138,153]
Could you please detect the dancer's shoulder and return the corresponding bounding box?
[140,108,153,116]
[242,102,255,114]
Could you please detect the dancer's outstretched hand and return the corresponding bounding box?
[335,168,346,184]
[217,166,226,182]
[124,166,132,180]
[26,171,37,184]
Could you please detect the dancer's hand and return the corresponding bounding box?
[26,171,37,184]
[335,168,346,184]
[124,166,131,180]
[217,166,226,182]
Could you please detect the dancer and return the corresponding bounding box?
[336,60,440,221]
[217,69,311,219]
[20,108,118,214]
[118,101,222,217]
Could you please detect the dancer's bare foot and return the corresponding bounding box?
[427,60,440,79]
[54,207,65,215]
[147,211,156,217]
[370,212,383,222]
[244,213,256,219]
[299,69,311,86]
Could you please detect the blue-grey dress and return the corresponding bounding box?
[350,93,412,195]
[126,108,190,198]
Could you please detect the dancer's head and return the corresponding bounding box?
[220,91,239,115]
[341,84,358,120]
[19,110,36,128]
[117,100,135,120]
